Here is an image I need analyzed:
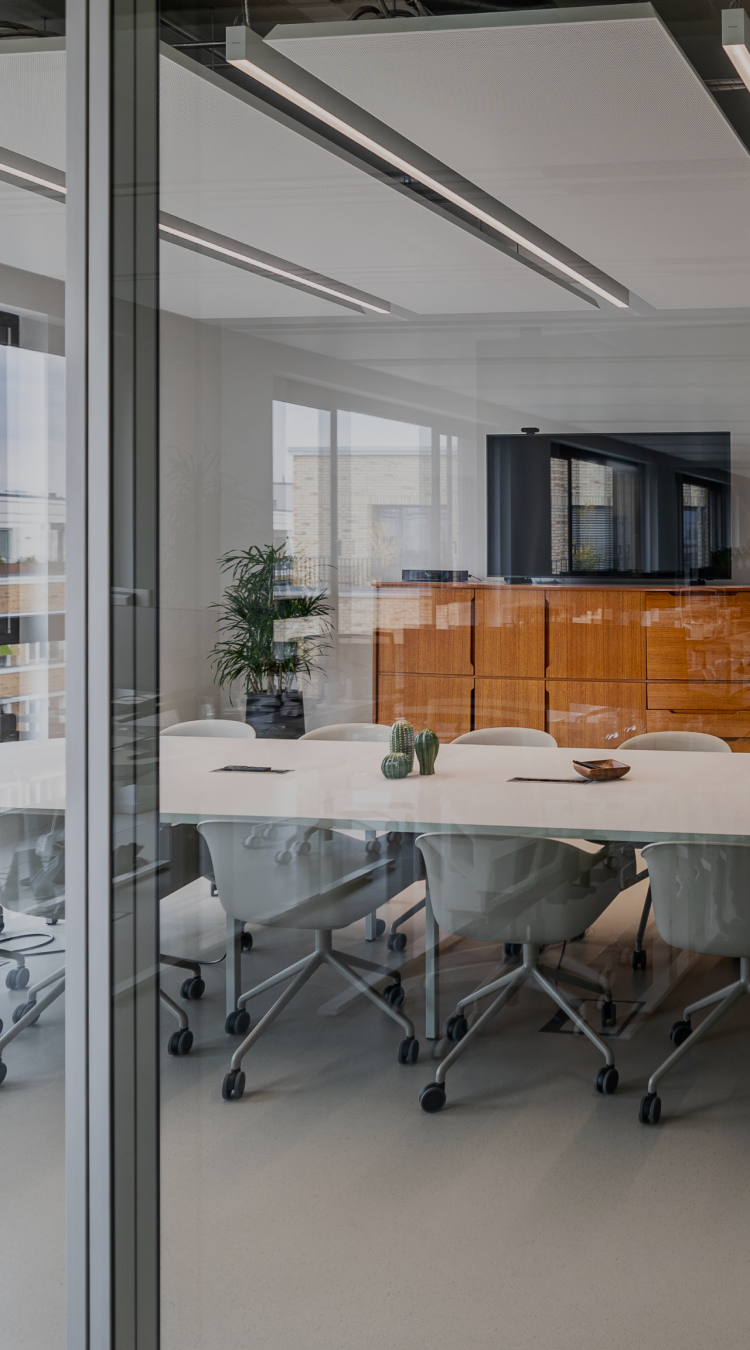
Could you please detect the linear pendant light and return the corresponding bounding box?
[226,25,629,310]
[159,214,391,314]
[722,8,750,88]
[0,143,392,315]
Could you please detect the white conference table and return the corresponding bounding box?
[159,736,750,844]
[160,736,750,1039]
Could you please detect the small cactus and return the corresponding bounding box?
[390,718,415,768]
[415,728,440,776]
[381,752,412,780]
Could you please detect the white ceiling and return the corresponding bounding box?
[0,43,593,317]
[268,6,750,311]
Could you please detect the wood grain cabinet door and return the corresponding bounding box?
[374,586,473,676]
[546,589,646,680]
[374,586,433,675]
[474,588,545,678]
[546,680,647,749]
[646,591,750,682]
[377,674,473,742]
[475,678,546,731]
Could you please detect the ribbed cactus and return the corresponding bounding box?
[390,718,415,768]
[415,727,440,776]
[381,751,412,780]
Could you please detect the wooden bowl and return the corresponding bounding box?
[572,758,630,781]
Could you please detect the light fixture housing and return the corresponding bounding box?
[158,213,392,315]
[226,25,629,310]
[722,8,750,89]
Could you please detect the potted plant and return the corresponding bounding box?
[209,544,333,738]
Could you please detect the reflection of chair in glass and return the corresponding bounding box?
[385,726,559,954]
[620,732,731,970]
[638,841,750,1125]
[197,819,420,1101]
[415,833,632,1113]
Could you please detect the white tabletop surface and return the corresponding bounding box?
[158,737,750,844]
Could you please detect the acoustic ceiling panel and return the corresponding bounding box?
[158,52,590,318]
[268,7,750,310]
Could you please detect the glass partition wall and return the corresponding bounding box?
[7,5,750,1349]
[0,33,66,1349]
[155,11,750,1350]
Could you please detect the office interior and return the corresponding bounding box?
[4,5,750,1348]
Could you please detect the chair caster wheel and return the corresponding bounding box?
[6,967,29,990]
[444,1015,468,1042]
[669,1019,692,1047]
[387,931,407,952]
[419,1082,446,1112]
[397,1036,419,1064]
[503,943,522,957]
[180,976,205,1001]
[12,1001,39,1025]
[601,1000,616,1029]
[222,1069,245,1101]
[0,1060,6,1086]
[225,1009,251,1036]
[168,1028,193,1056]
[210,882,218,897]
[241,931,253,952]
[632,949,647,971]
[639,1092,661,1124]
[595,1065,619,1094]
[383,982,405,1008]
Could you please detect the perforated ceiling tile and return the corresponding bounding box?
[268,10,750,309]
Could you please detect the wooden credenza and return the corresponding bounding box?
[373,583,750,751]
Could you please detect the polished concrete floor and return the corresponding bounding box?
[3,876,750,1350]
[159,877,750,1350]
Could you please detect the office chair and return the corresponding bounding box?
[161,719,256,738]
[159,717,258,997]
[301,722,403,940]
[0,839,196,1088]
[300,722,392,742]
[638,840,750,1124]
[620,731,731,970]
[454,727,558,748]
[198,818,420,1100]
[415,832,634,1112]
[385,726,559,954]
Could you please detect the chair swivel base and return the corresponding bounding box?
[419,942,618,1113]
[639,955,750,1124]
[222,928,418,1101]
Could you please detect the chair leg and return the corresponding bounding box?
[435,968,529,1086]
[325,950,415,1039]
[537,963,612,1002]
[230,952,323,1072]
[237,955,312,1009]
[532,968,614,1067]
[646,979,747,1097]
[388,896,426,940]
[456,965,524,1014]
[0,975,66,1066]
[683,980,744,1020]
[159,988,189,1031]
[344,952,401,981]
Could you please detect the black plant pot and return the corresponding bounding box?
[245,691,305,740]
